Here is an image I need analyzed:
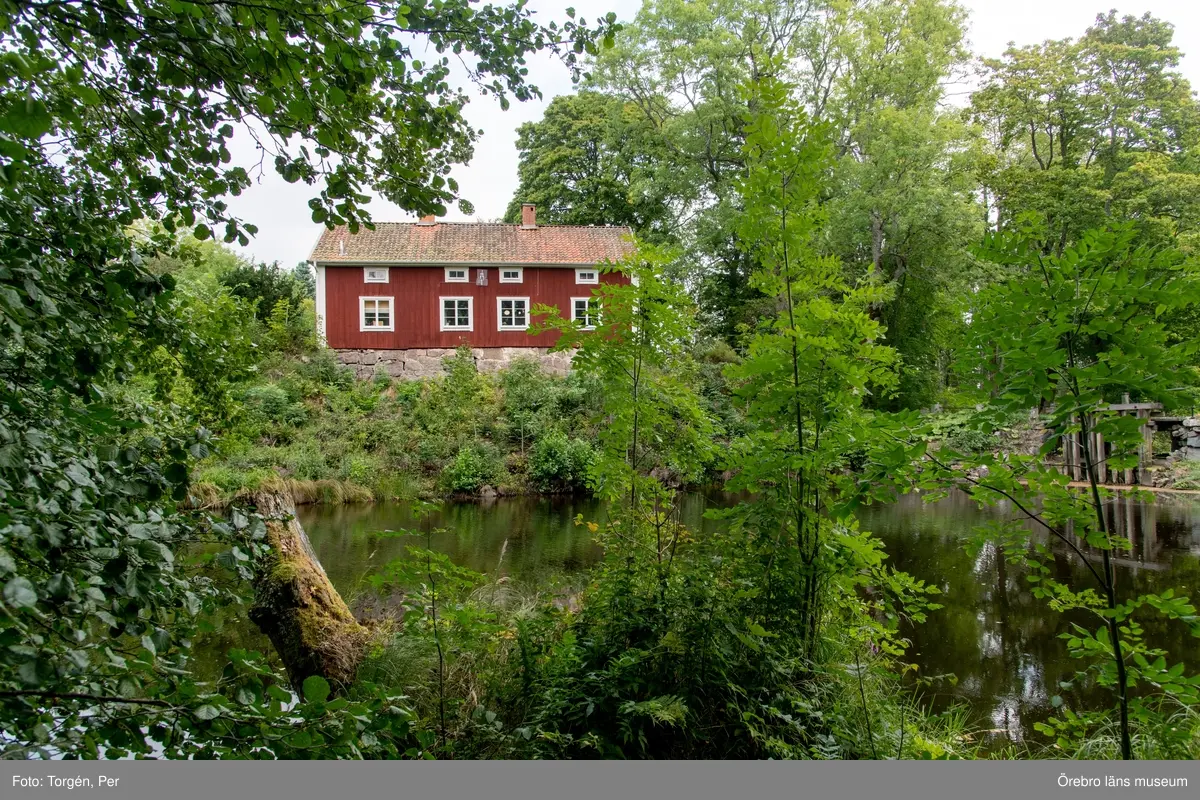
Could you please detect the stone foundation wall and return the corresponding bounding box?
[1166,417,1200,462]
[335,347,573,380]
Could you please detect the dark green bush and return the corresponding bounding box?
[441,444,502,493]
[241,384,307,428]
[529,431,595,492]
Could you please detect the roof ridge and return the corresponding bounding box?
[346,221,633,230]
[310,219,636,265]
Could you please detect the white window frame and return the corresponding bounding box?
[363,266,389,283]
[499,266,524,284]
[440,296,473,332]
[575,267,599,285]
[359,296,395,332]
[496,297,530,331]
[444,267,468,283]
[571,296,600,330]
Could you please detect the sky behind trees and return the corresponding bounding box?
[223,0,1200,267]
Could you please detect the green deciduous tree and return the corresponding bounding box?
[874,225,1200,759]
[971,12,1200,255]
[591,0,834,339]
[724,67,935,671]
[0,0,619,238]
[0,0,616,759]
[821,0,982,408]
[504,91,676,241]
[581,0,976,407]
[514,74,944,760]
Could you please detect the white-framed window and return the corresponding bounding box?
[363,266,389,283]
[575,268,598,285]
[359,296,394,332]
[499,267,523,283]
[497,297,529,331]
[571,297,600,330]
[445,267,468,283]
[440,296,473,331]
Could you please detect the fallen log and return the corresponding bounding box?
[248,491,369,697]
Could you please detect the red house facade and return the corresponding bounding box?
[309,205,634,378]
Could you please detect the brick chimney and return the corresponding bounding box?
[417,213,436,226]
[520,203,536,229]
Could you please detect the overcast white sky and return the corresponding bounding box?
[223,0,1200,267]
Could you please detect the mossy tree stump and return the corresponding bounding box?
[248,491,369,696]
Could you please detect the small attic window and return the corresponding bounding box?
[364,267,389,283]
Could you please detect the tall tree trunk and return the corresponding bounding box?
[248,491,370,696]
[870,211,883,274]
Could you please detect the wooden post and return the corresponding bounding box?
[1141,411,1154,486]
[1118,419,1128,489]
[1071,425,1083,481]
[1067,417,1078,481]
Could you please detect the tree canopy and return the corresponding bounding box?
[971,11,1200,254]
[504,91,676,241]
[507,4,1200,408]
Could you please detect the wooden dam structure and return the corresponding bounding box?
[1054,395,1200,486]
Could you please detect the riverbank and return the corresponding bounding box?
[192,345,733,509]
[220,492,1199,757]
[191,348,626,504]
[184,474,608,510]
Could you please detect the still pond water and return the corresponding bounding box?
[213,491,1200,749]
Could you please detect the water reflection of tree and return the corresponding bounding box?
[858,490,1200,747]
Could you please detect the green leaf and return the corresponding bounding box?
[0,98,52,139]
[302,675,331,704]
[76,86,102,106]
[267,684,292,704]
[194,704,221,721]
[3,577,37,608]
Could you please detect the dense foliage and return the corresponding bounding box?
[4,0,1200,763]
[0,0,616,760]
[194,345,633,503]
[508,2,1200,407]
[865,227,1200,758]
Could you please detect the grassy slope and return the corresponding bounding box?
[190,347,605,506]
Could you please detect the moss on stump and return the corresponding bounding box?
[248,491,369,696]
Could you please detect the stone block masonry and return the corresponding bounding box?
[335,347,574,380]
[1168,417,1200,462]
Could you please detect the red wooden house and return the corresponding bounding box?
[309,205,634,378]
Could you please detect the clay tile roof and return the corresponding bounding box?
[309,222,636,266]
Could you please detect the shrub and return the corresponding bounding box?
[529,431,595,492]
[282,442,329,479]
[928,410,997,455]
[442,444,500,494]
[193,464,276,493]
[340,451,384,486]
[241,384,307,428]
[297,348,355,389]
[393,378,425,410]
